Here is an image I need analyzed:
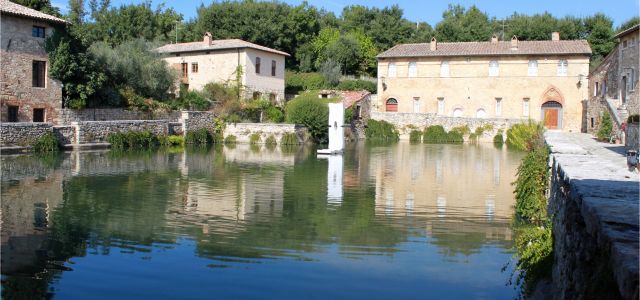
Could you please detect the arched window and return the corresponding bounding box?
[489,60,499,76]
[452,108,463,117]
[408,62,417,77]
[388,63,397,78]
[557,59,568,76]
[386,98,398,112]
[528,60,538,76]
[476,108,486,118]
[440,61,449,77]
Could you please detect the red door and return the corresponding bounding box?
[544,109,559,129]
[385,98,398,112]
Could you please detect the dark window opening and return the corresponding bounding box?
[32,61,46,87]
[192,63,198,73]
[255,57,261,74]
[8,106,18,122]
[590,117,595,128]
[253,91,261,100]
[181,63,188,79]
[271,60,276,76]
[33,108,45,122]
[32,26,45,38]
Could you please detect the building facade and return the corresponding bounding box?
[376,33,591,132]
[156,33,289,104]
[587,25,639,135]
[0,0,65,123]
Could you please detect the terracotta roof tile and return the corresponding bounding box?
[155,39,290,56]
[340,90,370,108]
[0,0,66,24]
[377,40,591,58]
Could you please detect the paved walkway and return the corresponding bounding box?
[545,132,639,299]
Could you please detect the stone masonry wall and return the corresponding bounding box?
[546,132,639,300]
[0,15,62,123]
[626,123,639,150]
[224,123,308,144]
[53,125,76,145]
[75,120,169,143]
[0,123,52,146]
[59,108,182,124]
[371,111,526,142]
[181,111,217,133]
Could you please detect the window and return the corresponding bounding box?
[388,62,396,77]
[528,60,538,76]
[32,26,45,38]
[489,60,499,76]
[191,63,198,73]
[523,98,530,116]
[440,61,449,77]
[8,106,18,122]
[33,108,44,122]
[590,117,595,128]
[623,40,628,48]
[32,61,46,87]
[255,57,261,74]
[408,62,417,77]
[603,80,607,95]
[437,97,445,115]
[557,59,568,76]
[413,97,420,113]
[452,108,463,117]
[594,82,599,96]
[495,98,502,116]
[271,60,276,76]
[180,63,188,79]
[385,98,398,112]
[476,108,486,118]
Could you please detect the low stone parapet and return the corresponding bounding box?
[626,123,639,150]
[74,120,170,143]
[58,108,181,123]
[224,123,308,144]
[0,122,52,147]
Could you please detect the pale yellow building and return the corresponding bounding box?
[156,33,289,103]
[376,33,592,131]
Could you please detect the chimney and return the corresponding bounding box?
[430,37,437,51]
[511,35,518,49]
[491,34,498,43]
[552,32,560,41]
[203,32,213,45]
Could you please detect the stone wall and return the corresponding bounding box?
[0,123,52,146]
[371,111,526,142]
[75,120,169,143]
[626,123,639,150]
[181,111,217,133]
[223,123,308,144]
[59,108,181,124]
[546,132,639,300]
[53,125,76,145]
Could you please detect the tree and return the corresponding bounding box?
[435,5,494,42]
[617,17,640,33]
[584,13,615,66]
[9,0,60,15]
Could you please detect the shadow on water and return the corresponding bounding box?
[1,142,525,299]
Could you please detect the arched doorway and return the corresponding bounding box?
[541,101,563,129]
[386,98,398,112]
[476,108,486,118]
[453,108,463,117]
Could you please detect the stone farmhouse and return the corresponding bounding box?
[0,0,65,123]
[587,25,639,135]
[156,33,289,104]
[376,33,592,132]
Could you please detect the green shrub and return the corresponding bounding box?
[423,125,463,143]
[450,125,470,136]
[597,111,613,141]
[628,114,640,124]
[185,128,212,145]
[493,133,504,146]
[249,133,262,144]
[344,107,354,124]
[336,79,376,93]
[107,130,159,150]
[33,131,59,153]
[280,132,300,145]
[285,92,329,143]
[513,146,550,223]
[159,135,185,147]
[285,71,326,94]
[507,121,544,151]
[224,135,237,144]
[265,106,285,123]
[513,224,554,296]
[409,130,422,143]
[365,119,399,141]
[265,135,277,145]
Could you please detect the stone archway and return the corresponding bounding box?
[540,86,565,129]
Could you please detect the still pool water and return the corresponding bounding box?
[1,142,523,299]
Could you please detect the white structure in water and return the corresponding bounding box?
[317,102,345,154]
[324,155,343,205]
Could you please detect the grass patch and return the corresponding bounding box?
[185,128,213,145]
[249,133,261,144]
[159,135,185,147]
[409,130,422,143]
[224,135,237,144]
[265,135,277,145]
[280,132,300,145]
[33,131,60,153]
[423,125,463,144]
[107,130,159,150]
[365,119,399,141]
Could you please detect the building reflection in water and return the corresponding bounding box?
[318,154,343,206]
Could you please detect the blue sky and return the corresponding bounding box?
[53,0,639,27]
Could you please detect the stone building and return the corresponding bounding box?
[0,0,65,123]
[376,33,591,132]
[587,25,639,135]
[156,33,289,104]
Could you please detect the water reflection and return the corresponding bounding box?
[1,142,522,299]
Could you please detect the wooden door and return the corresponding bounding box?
[386,103,397,112]
[544,109,558,129]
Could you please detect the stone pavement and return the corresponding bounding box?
[545,132,639,300]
